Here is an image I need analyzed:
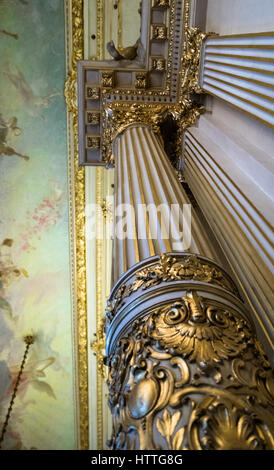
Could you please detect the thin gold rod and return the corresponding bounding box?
[117,0,123,50]
[0,336,35,449]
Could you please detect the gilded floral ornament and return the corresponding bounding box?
[102,102,165,166]
[64,70,78,114]
[134,254,237,293]
[90,317,107,379]
[65,0,89,450]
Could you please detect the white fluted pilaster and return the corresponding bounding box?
[200,32,274,127]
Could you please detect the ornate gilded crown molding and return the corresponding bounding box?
[107,293,274,450]
[65,0,89,451]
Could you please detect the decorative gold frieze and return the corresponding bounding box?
[86,86,100,100]
[86,111,100,126]
[107,294,274,450]
[96,0,104,60]
[135,72,148,89]
[106,253,236,322]
[151,24,168,40]
[65,70,78,113]
[181,27,210,94]
[65,0,89,451]
[87,135,100,149]
[151,56,166,71]
[101,71,114,88]
[95,166,105,451]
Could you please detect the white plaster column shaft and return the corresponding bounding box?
[112,124,220,283]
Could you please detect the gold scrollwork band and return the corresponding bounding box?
[106,253,239,323]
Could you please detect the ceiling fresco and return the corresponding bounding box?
[0,0,76,450]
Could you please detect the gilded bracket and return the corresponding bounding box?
[181,27,213,94]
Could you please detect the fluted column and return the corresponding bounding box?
[112,124,220,284]
[106,124,274,451]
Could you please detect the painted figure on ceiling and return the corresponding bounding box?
[0,238,28,289]
[3,63,60,119]
[0,113,29,161]
[0,30,18,40]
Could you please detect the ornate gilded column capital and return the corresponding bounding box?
[102,102,165,166]
[102,99,204,167]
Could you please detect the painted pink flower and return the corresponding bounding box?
[19,183,64,252]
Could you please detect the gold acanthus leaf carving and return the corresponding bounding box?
[156,409,185,449]
[102,102,165,166]
[102,100,204,166]
[133,254,237,293]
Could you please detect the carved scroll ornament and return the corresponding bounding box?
[107,293,274,450]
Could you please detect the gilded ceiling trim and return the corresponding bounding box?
[96,0,105,60]
[66,0,109,450]
[95,166,104,450]
[117,0,123,50]
[65,0,89,450]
